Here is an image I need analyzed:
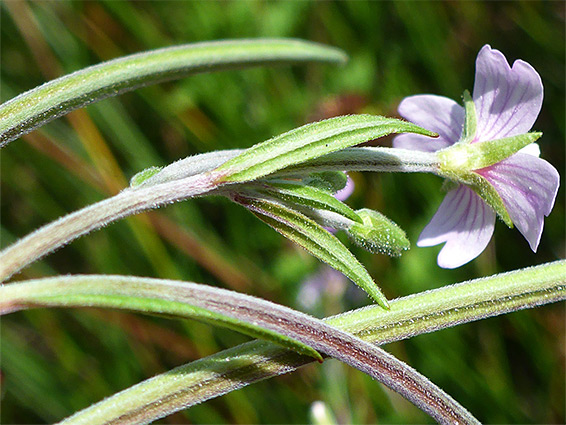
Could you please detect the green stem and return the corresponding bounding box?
[329,259,566,341]
[0,39,346,146]
[12,260,563,424]
[0,173,218,282]
[278,146,439,175]
[135,146,439,188]
[0,144,438,283]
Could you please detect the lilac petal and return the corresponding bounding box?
[477,153,559,251]
[297,267,347,309]
[335,175,354,201]
[473,45,543,141]
[393,133,453,153]
[417,185,496,268]
[393,94,464,152]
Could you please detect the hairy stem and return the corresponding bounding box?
[147,147,440,185]
[0,146,439,283]
[56,260,564,424]
[278,146,440,175]
[0,173,218,282]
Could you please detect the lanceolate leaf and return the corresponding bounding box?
[215,115,437,183]
[0,39,347,147]
[302,171,349,193]
[0,275,322,362]
[235,194,389,308]
[253,180,362,224]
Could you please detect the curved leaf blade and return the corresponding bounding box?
[6,263,561,425]
[56,261,566,425]
[0,39,346,147]
[253,180,362,224]
[0,275,322,362]
[235,194,388,308]
[0,274,482,425]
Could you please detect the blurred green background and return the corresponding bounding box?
[1,1,564,423]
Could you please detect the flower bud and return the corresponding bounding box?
[129,166,162,187]
[347,208,409,256]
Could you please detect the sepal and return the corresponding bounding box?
[438,170,513,227]
[438,132,541,173]
[460,90,477,144]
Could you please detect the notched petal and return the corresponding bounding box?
[417,186,496,268]
[473,45,543,141]
[395,95,464,150]
[477,153,559,251]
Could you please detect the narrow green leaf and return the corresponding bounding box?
[254,180,362,224]
[0,39,347,147]
[0,276,322,362]
[236,195,389,308]
[1,274,488,425]
[54,261,564,425]
[215,115,437,183]
[302,171,349,193]
[8,263,562,425]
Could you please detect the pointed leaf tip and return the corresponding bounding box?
[235,195,389,308]
[215,115,437,183]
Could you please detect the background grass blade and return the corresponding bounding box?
[0,38,346,146]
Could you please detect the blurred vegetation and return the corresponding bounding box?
[1,1,564,424]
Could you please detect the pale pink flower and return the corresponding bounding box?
[394,45,559,268]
